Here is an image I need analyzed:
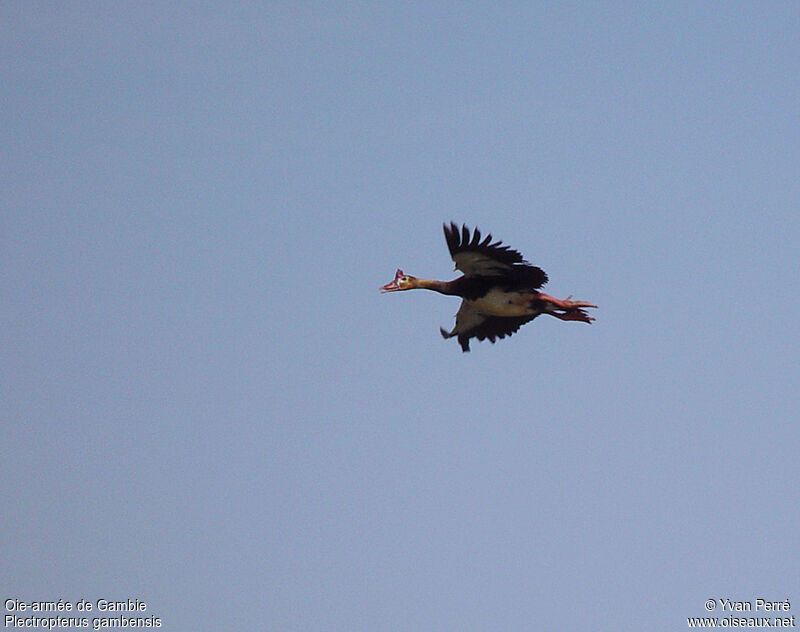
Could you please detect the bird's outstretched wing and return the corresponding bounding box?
[440,300,538,352]
[443,222,548,288]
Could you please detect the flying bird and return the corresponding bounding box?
[380,223,597,352]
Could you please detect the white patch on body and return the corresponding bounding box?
[468,289,534,317]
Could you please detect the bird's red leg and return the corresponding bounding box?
[536,293,597,323]
[549,310,595,323]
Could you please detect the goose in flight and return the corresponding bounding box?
[380,223,597,352]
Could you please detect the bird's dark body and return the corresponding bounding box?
[446,270,545,301]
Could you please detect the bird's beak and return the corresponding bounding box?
[380,269,404,292]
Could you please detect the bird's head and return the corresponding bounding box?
[380,269,416,292]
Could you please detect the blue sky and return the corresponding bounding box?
[3,3,799,630]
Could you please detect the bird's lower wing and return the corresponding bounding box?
[441,301,537,352]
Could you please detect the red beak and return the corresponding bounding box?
[380,269,404,292]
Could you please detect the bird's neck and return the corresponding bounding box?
[411,278,457,295]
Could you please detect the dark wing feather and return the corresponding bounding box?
[443,222,548,288]
[471,315,537,345]
[444,221,526,267]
